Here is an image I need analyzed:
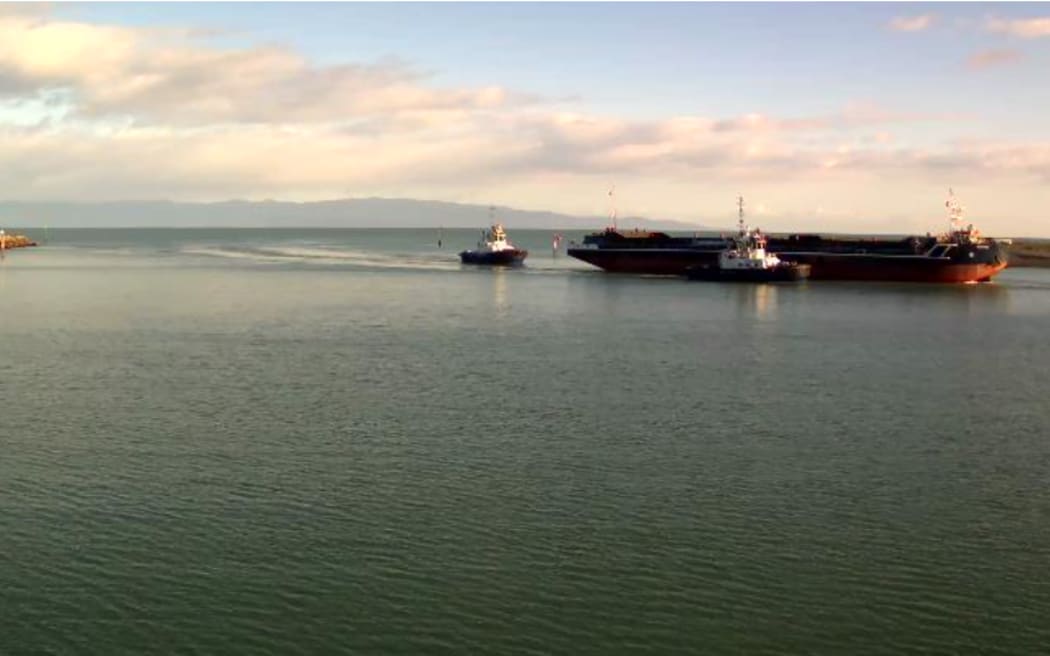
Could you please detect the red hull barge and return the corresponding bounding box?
[569,245,710,276]
[775,252,1005,283]
[568,232,1008,283]
[568,190,1010,285]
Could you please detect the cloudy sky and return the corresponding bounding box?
[2,2,1049,234]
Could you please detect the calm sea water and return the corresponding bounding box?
[3,228,1050,655]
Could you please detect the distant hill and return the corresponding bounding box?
[0,198,708,231]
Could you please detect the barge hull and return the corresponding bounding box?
[568,249,1007,283]
[784,254,1006,283]
[567,248,717,275]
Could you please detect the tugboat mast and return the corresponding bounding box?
[946,188,964,236]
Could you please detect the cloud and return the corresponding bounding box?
[966,49,1023,70]
[0,13,1047,233]
[709,103,966,135]
[889,15,934,32]
[3,117,1050,235]
[0,14,527,124]
[986,16,1050,38]
[707,114,808,134]
[0,3,53,19]
[3,108,1047,204]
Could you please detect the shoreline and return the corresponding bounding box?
[1,230,1047,268]
[1009,240,1050,268]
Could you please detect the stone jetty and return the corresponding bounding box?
[0,232,37,251]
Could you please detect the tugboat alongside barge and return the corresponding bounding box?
[568,191,1008,283]
[686,198,809,283]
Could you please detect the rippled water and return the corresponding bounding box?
[3,229,1050,654]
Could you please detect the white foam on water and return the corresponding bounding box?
[182,244,463,272]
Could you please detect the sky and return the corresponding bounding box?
[2,1,1050,235]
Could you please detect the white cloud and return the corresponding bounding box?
[0,14,524,124]
[889,15,935,32]
[3,111,1047,203]
[0,13,1048,233]
[986,16,1050,38]
[966,49,1023,70]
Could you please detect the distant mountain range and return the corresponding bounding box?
[0,198,708,231]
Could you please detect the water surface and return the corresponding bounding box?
[2,229,1049,654]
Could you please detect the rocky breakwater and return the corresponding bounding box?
[0,233,37,251]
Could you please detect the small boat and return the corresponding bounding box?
[459,223,528,266]
[686,197,810,282]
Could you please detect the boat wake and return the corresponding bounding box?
[182,245,464,272]
[180,243,591,275]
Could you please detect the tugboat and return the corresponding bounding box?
[685,197,810,282]
[459,217,528,266]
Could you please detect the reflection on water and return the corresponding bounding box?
[732,283,780,321]
[492,267,510,318]
[957,281,1011,313]
[810,280,1012,316]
